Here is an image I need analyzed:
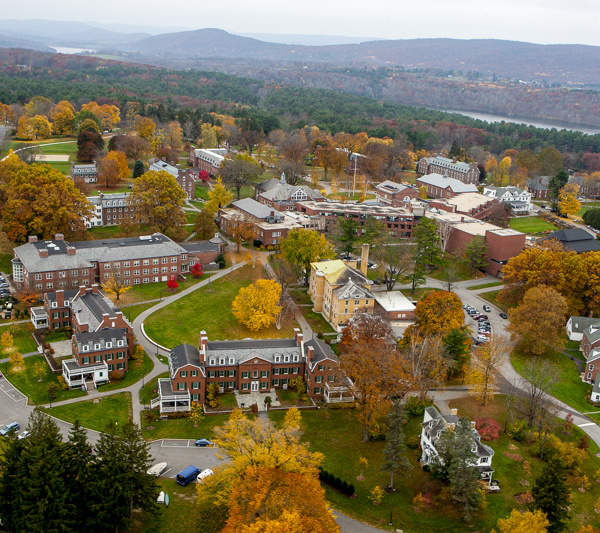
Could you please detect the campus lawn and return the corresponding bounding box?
[2,323,38,354]
[189,200,205,209]
[511,347,594,415]
[97,352,154,393]
[42,392,132,432]
[326,192,376,202]
[4,355,86,404]
[185,211,196,224]
[43,329,70,343]
[428,253,486,282]
[194,183,210,200]
[509,216,556,233]
[139,372,169,406]
[38,142,77,156]
[399,287,440,301]
[108,274,211,306]
[0,253,12,273]
[141,412,235,441]
[297,306,336,334]
[121,302,158,322]
[478,289,510,313]
[276,388,312,407]
[144,265,299,347]
[466,281,504,291]
[288,287,313,306]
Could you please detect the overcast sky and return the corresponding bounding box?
[5,0,600,46]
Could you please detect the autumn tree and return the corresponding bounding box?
[128,170,186,234]
[16,116,34,140]
[222,465,340,533]
[101,273,131,302]
[29,115,52,139]
[414,290,464,335]
[558,184,581,216]
[25,96,53,118]
[0,330,13,354]
[200,123,218,148]
[2,164,93,243]
[463,236,488,275]
[163,121,183,153]
[227,213,255,253]
[77,119,104,162]
[205,177,233,214]
[219,155,260,200]
[381,401,412,491]
[467,337,508,405]
[50,100,75,134]
[98,157,119,188]
[508,285,568,355]
[333,216,359,256]
[280,228,335,285]
[313,140,346,181]
[81,102,120,131]
[133,115,156,141]
[232,279,282,331]
[105,150,129,182]
[9,351,23,370]
[191,263,203,278]
[197,408,323,507]
[193,209,218,239]
[496,509,550,533]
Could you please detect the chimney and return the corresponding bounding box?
[28,236,38,243]
[56,290,64,307]
[78,286,87,296]
[307,345,315,363]
[66,246,76,255]
[360,243,369,276]
[450,408,458,416]
[199,330,208,363]
[471,421,477,430]
[270,211,275,217]
[38,248,48,258]
[55,234,64,241]
[293,328,303,346]
[452,157,457,164]
[91,284,99,294]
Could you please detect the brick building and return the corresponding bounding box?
[70,161,98,183]
[254,175,324,211]
[416,173,478,198]
[84,193,140,228]
[153,329,352,412]
[296,200,415,238]
[527,176,551,199]
[429,193,500,220]
[417,155,480,184]
[375,181,420,206]
[12,233,190,294]
[149,159,198,199]
[188,148,228,176]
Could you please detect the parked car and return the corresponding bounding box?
[499,313,508,319]
[195,438,212,447]
[483,305,491,312]
[477,336,490,343]
[472,314,481,320]
[196,469,214,483]
[17,431,30,440]
[478,314,488,320]
[0,422,20,436]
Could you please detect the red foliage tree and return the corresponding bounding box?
[166,276,179,291]
[191,262,203,278]
[475,418,500,441]
[198,169,210,184]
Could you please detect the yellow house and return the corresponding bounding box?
[309,259,375,331]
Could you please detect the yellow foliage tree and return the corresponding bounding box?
[190,402,204,425]
[200,123,218,148]
[419,184,427,199]
[1,330,14,353]
[106,150,130,181]
[232,279,282,331]
[9,351,23,370]
[30,115,52,139]
[197,408,323,506]
[81,102,120,130]
[467,337,508,405]
[496,509,550,533]
[16,116,34,140]
[164,121,183,152]
[133,115,156,141]
[50,101,75,134]
[558,185,581,216]
[101,273,131,302]
[414,290,464,335]
[205,177,233,214]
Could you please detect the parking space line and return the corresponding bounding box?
[0,373,27,402]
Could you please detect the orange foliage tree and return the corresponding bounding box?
[414,290,464,335]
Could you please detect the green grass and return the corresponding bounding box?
[43,329,70,343]
[185,211,196,224]
[114,274,210,305]
[195,183,210,200]
[509,216,556,233]
[213,393,238,409]
[42,392,132,432]
[121,302,158,322]
[38,142,77,156]
[467,281,504,291]
[478,289,510,313]
[2,323,38,354]
[45,161,71,174]
[139,372,169,405]
[399,287,440,301]
[4,355,86,405]
[142,412,239,440]
[0,253,13,274]
[427,253,486,282]
[511,347,594,415]
[144,265,299,347]
[326,192,376,201]
[97,352,154,393]
[188,200,205,209]
[297,306,336,334]
[288,288,313,306]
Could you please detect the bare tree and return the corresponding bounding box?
[442,264,459,292]
[437,220,455,254]
[467,336,509,405]
[15,143,41,165]
[520,359,560,427]
[373,242,414,291]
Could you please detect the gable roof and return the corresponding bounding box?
[333,279,375,300]
[546,229,600,253]
[568,316,600,334]
[376,181,416,195]
[416,173,478,193]
[170,343,202,370]
[312,259,372,287]
[232,198,281,220]
[206,338,300,365]
[71,291,125,331]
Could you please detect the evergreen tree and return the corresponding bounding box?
[0,432,26,532]
[132,159,145,179]
[381,401,412,490]
[414,217,441,263]
[65,421,95,529]
[463,236,488,275]
[335,216,359,256]
[530,458,571,533]
[443,327,472,375]
[431,417,483,522]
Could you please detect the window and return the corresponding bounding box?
[106,342,112,349]
[284,355,290,362]
[208,371,215,378]
[113,262,120,269]
[153,259,159,265]
[108,364,114,371]
[82,357,90,365]
[46,273,53,279]
[117,352,125,359]
[292,367,299,374]
[143,268,149,275]
[219,358,225,365]
[35,274,42,281]
[318,364,324,371]
[105,353,114,361]
[293,355,299,362]
[210,358,215,365]
[480,457,488,464]
[171,266,177,272]
[228,357,235,365]
[590,364,595,371]
[171,257,177,263]
[315,376,323,383]
[143,278,149,284]
[124,262,130,268]
[218,370,225,378]
[274,368,280,375]
[162,257,168,264]
[274,355,280,363]
[261,370,269,378]
[228,370,236,377]
[241,383,249,390]
[260,382,268,390]
[177,382,186,390]
[82,345,89,352]
[133,261,140,267]
[192,382,200,390]
[313,387,322,395]
[241,371,249,379]
[94,344,101,350]
[153,268,159,274]
[134,278,140,285]
[94,355,102,363]
[124,271,130,277]
[355,300,360,305]
[162,267,168,273]
[252,370,258,378]
[282,368,289,375]
[143,260,149,266]
[191,370,198,377]
[46,283,53,289]
[273,379,280,386]
[180,370,187,377]
[117,340,123,347]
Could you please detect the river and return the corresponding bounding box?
[428,107,600,136]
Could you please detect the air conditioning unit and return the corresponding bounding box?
[219,387,224,394]
[283,384,288,390]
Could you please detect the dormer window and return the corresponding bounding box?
[210,358,216,365]
[94,344,101,350]
[275,355,280,363]
[82,345,89,352]
[293,355,299,362]
[219,358,225,365]
[117,340,123,347]
[228,357,234,365]
[284,355,290,362]
[51,302,57,308]
[106,342,112,349]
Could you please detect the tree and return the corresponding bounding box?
[132,159,145,179]
[437,220,455,254]
[25,96,54,118]
[124,136,151,160]
[334,216,359,256]
[232,279,282,331]
[221,466,340,533]
[443,327,472,376]
[414,290,464,335]
[105,150,129,181]
[219,155,261,200]
[200,122,218,148]
[508,285,568,355]
[193,209,218,239]
[373,241,413,291]
[442,263,459,292]
[9,351,23,370]
[467,337,508,405]
[227,212,255,254]
[381,401,412,490]
[198,169,210,184]
[190,402,204,425]
[2,164,93,243]
[98,157,119,188]
[133,115,157,141]
[16,115,34,140]
[548,170,569,200]
[1,330,13,353]
[280,228,335,285]
[166,277,179,291]
[313,140,346,181]
[431,417,484,522]
[30,115,53,139]
[50,100,75,134]
[81,102,120,131]
[191,262,203,278]
[414,217,441,263]
[277,158,307,186]
[520,359,560,427]
[129,170,186,233]
[496,509,550,533]
[558,185,581,216]
[77,119,104,162]
[205,177,234,214]
[463,236,488,275]
[164,121,183,152]
[73,109,102,133]
[529,458,570,533]
[197,408,323,506]
[102,273,131,302]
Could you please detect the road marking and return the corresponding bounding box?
[160,439,194,448]
[0,374,27,402]
[577,423,596,428]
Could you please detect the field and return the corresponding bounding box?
[509,216,556,233]
[144,265,299,348]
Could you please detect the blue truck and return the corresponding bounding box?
[176,465,201,486]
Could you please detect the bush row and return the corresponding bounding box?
[318,468,355,496]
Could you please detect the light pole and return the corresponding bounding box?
[49,393,52,409]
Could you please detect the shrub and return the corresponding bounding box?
[404,396,433,418]
[167,411,190,419]
[253,239,262,248]
[316,331,323,339]
[216,253,226,269]
[250,403,258,414]
[475,418,501,441]
[46,382,59,399]
[57,375,68,391]
[406,436,421,449]
[328,402,355,409]
[578,434,590,450]
[507,420,528,441]
[324,338,331,345]
[347,483,355,496]
[530,433,587,473]
[109,370,125,381]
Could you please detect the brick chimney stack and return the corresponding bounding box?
[28,236,38,243]
[66,246,76,255]
[307,345,315,363]
[55,234,64,241]
[199,330,208,363]
[39,248,48,258]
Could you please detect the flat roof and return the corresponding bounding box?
[438,192,494,212]
[374,291,416,312]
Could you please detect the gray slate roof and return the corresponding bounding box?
[71,291,123,332]
[376,181,416,194]
[181,242,220,254]
[260,183,323,203]
[170,343,202,370]
[255,178,281,193]
[232,198,281,220]
[75,328,128,351]
[207,338,300,365]
[334,279,375,300]
[546,229,600,253]
[305,338,339,365]
[569,316,600,334]
[417,173,478,193]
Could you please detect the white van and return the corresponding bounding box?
[196,469,214,483]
